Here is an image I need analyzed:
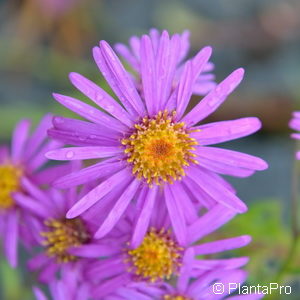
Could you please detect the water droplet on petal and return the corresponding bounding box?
[66,151,74,159]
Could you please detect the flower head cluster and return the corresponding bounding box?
[0,29,268,300]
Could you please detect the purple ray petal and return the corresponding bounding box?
[164,184,187,246]
[66,168,130,218]
[52,93,126,132]
[25,114,52,160]
[188,205,236,244]
[69,72,133,126]
[196,147,267,171]
[53,159,124,188]
[95,179,140,238]
[4,210,19,267]
[69,244,121,257]
[193,117,262,145]
[46,146,122,161]
[140,35,157,115]
[188,166,248,213]
[182,68,244,126]
[11,119,31,163]
[194,235,251,255]
[176,46,212,119]
[131,185,158,248]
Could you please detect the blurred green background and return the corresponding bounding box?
[0,0,300,299]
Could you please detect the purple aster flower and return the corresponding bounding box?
[115,29,216,96]
[0,115,62,267]
[77,203,251,299]
[46,31,268,243]
[289,111,300,159]
[33,264,90,300]
[24,175,114,283]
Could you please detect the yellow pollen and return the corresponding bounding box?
[121,110,198,185]
[41,218,89,263]
[127,228,183,282]
[164,295,192,300]
[0,164,22,209]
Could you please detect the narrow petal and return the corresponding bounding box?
[66,168,130,218]
[131,185,158,248]
[95,179,140,238]
[25,114,52,160]
[193,117,262,145]
[196,156,255,178]
[188,205,236,244]
[4,211,19,267]
[140,35,157,115]
[52,115,118,140]
[182,68,245,126]
[69,72,133,126]
[193,257,249,270]
[176,46,212,119]
[91,274,131,299]
[188,166,248,213]
[69,244,121,257]
[115,43,139,71]
[33,287,48,300]
[46,146,122,161]
[158,32,181,109]
[94,42,146,116]
[164,184,187,246]
[53,93,126,132]
[195,147,268,172]
[53,159,124,188]
[11,119,30,163]
[194,235,252,255]
[13,193,49,219]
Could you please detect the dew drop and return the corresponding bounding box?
[66,151,74,159]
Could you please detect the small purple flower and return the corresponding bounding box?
[115,29,216,96]
[24,177,111,283]
[81,203,251,299]
[289,111,300,159]
[0,115,61,267]
[33,264,90,300]
[46,31,268,243]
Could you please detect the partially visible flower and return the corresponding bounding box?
[289,111,300,159]
[0,115,61,267]
[115,29,216,96]
[35,0,80,17]
[81,203,250,299]
[46,31,268,244]
[33,264,90,300]
[24,176,114,283]
[104,268,263,300]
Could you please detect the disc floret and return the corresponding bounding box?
[41,218,89,263]
[127,228,183,282]
[122,110,198,185]
[0,164,22,209]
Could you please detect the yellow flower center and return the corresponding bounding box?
[0,164,22,209]
[41,218,89,263]
[164,295,192,300]
[122,110,198,185]
[127,228,183,282]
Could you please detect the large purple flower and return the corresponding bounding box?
[76,203,251,299]
[0,115,61,267]
[46,31,267,243]
[289,111,300,159]
[115,29,216,96]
